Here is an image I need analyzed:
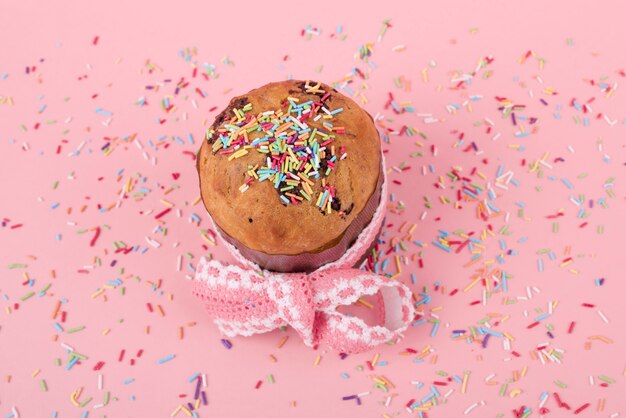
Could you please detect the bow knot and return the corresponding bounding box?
[192,257,415,354]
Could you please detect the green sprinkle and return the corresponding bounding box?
[21,292,35,301]
[597,375,615,384]
[8,263,28,269]
[79,396,92,408]
[67,326,86,334]
[299,190,311,201]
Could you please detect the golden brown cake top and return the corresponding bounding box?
[197,79,381,255]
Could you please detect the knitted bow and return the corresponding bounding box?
[192,257,415,354]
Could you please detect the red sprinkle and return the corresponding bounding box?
[574,403,590,414]
[154,208,171,220]
[89,227,100,247]
[568,321,575,334]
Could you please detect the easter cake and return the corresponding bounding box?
[196,79,383,272]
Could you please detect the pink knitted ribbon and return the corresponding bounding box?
[192,260,414,353]
[192,156,416,353]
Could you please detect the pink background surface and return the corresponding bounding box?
[1,1,624,417]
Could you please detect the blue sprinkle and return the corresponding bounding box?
[561,178,574,189]
[432,241,451,252]
[157,354,176,364]
[430,321,440,337]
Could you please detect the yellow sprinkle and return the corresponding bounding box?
[464,277,482,292]
[227,149,248,161]
[357,298,373,308]
[380,375,395,389]
[170,405,182,417]
[372,353,379,366]
[461,371,470,394]
[201,233,216,246]
[277,336,289,348]
[372,377,386,386]
[588,335,613,344]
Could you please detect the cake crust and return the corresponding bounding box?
[197,79,381,255]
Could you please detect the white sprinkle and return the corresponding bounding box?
[538,160,553,169]
[145,237,161,248]
[503,338,511,351]
[597,310,609,323]
[464,402,478,415]
[61,342,75,352]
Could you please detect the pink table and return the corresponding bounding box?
[1,1,624,416]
